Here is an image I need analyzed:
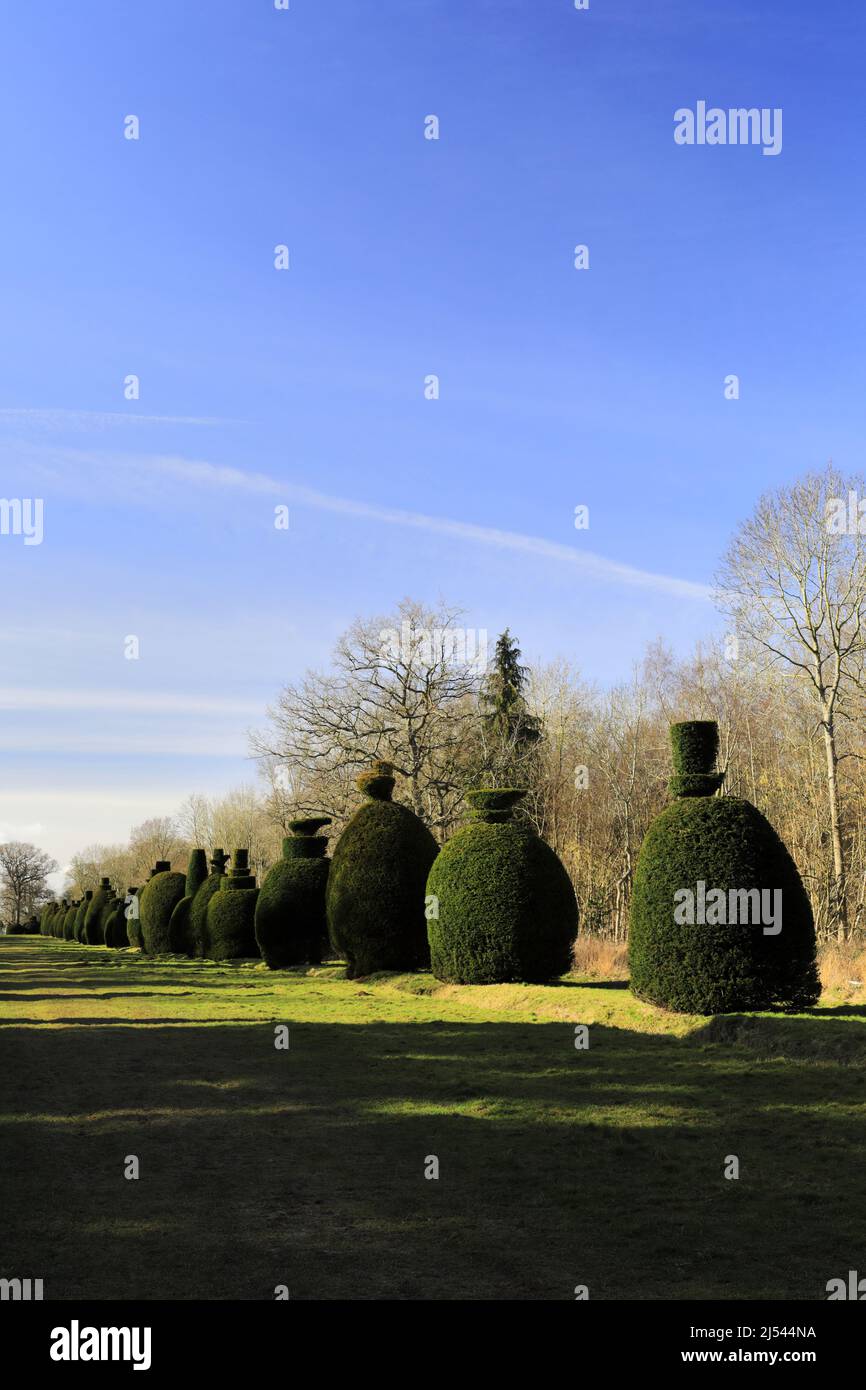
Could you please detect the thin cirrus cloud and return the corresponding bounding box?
[0,408,238,431]
[141,452,714,602]
[0,688,264,716]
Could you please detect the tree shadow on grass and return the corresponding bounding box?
[1,1009,864,1302]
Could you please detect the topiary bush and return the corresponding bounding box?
[54,900,69,937]
[84,877,113,946]
[427,789,578,983]
[139,863,186,955]
[103,891,133,949]
[255,818,332,969]
[189,849,229,957]
[75,892,93,942]
[326,761,439,978]
[125,885,144,949]
[63,902,78,940]
[40,902,56,936]
[167,849,208,955]
[629,721,820,1014]
[207,849,259,960]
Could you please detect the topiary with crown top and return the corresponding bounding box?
[326,761,439,977]
[629,720,820,1013]
[427,789,578,983]
[206,848,260,959]
[189,848,229,957]
[139,861,186,955]
[84,877,113,945]
[255,817,332,968]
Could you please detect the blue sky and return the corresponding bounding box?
[2,0,865,876]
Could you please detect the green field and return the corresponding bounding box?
[1,934,864,1301]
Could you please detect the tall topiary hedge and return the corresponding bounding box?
[104,890,133,949]
[54,900,69,937]
[139,862,186,955]
[84,877,113,945]
[207,849,259,960]
[167,849,207,955]
[326,761,439,978]
[40,901,56,936]
[255,818,332,969]
[63,902,79,940]
[75,891,93,942]
[427,789,578,983]
[189,849,229,957]
[629,720,820,1014]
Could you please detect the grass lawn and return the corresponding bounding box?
[1,934,864,1301]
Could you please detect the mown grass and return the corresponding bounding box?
[1,935,864,1301]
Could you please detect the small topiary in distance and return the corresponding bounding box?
[427,789,578,983]
[54,900,69,937]
[206,849,260,960]
[84,877,113,945]
[40,901,56,936]
[255,817,332,969]
[629,720,820,1014]
[189,849,229,957]
[75,891,93,942]
[139,862,186,955]
[167,849,207,955]
[326,761,439,978]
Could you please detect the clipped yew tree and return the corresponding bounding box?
[75,891,93,942]
[139,861,186,955]
[84,877,113,945]
[55,900,69,937]
[126,884,145,949]
[189,848,229,957]
[104,889,135,949]
[629,720,820,1014]
[207,849,259,959]
[40,902,56,936]
[326,761,438,978]
[63,901,79,940]
[255,818,332,969]
[427,789,578,983]
[168,849,208,955]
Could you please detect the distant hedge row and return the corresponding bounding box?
[28,728,820,1014]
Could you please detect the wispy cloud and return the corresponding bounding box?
[0,408,237,432]
[148,455,714,602]
[5,440,713,601]
[0,688,263,716]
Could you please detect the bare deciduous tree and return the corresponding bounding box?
[0,841,58,926]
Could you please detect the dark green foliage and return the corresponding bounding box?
[125,888,143,950]
[185,849,208,899]
[207,849,259,960]
[103,899,129,949]
[629,724,820,1014]
[670,720,719,774]
[40,902,56,936]
[255,822,331,969]
[53,900,69,937]
[62,903,78,940]
[427,789,578,983]
[326,763,439,978]
[189,850,229,958]
[84,878,113,946]
[139,866,186,955]
[168,896,194,955]
[480,630,541,784]
[75,892,92,942]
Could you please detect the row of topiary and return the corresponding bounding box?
[34,722,821,1014]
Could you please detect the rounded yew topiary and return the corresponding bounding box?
[427,789,578,983]
[629,721,820,1014]
[167,849,208,955]
[326,761,439,978]
[207,849,259,960]
[255,818,332,969]
[189,849,229,957]
[84,877,113,945]
[75,891,93,942]
[54,900,69,937]
[40,901,56,936]
[139,863,186,955]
